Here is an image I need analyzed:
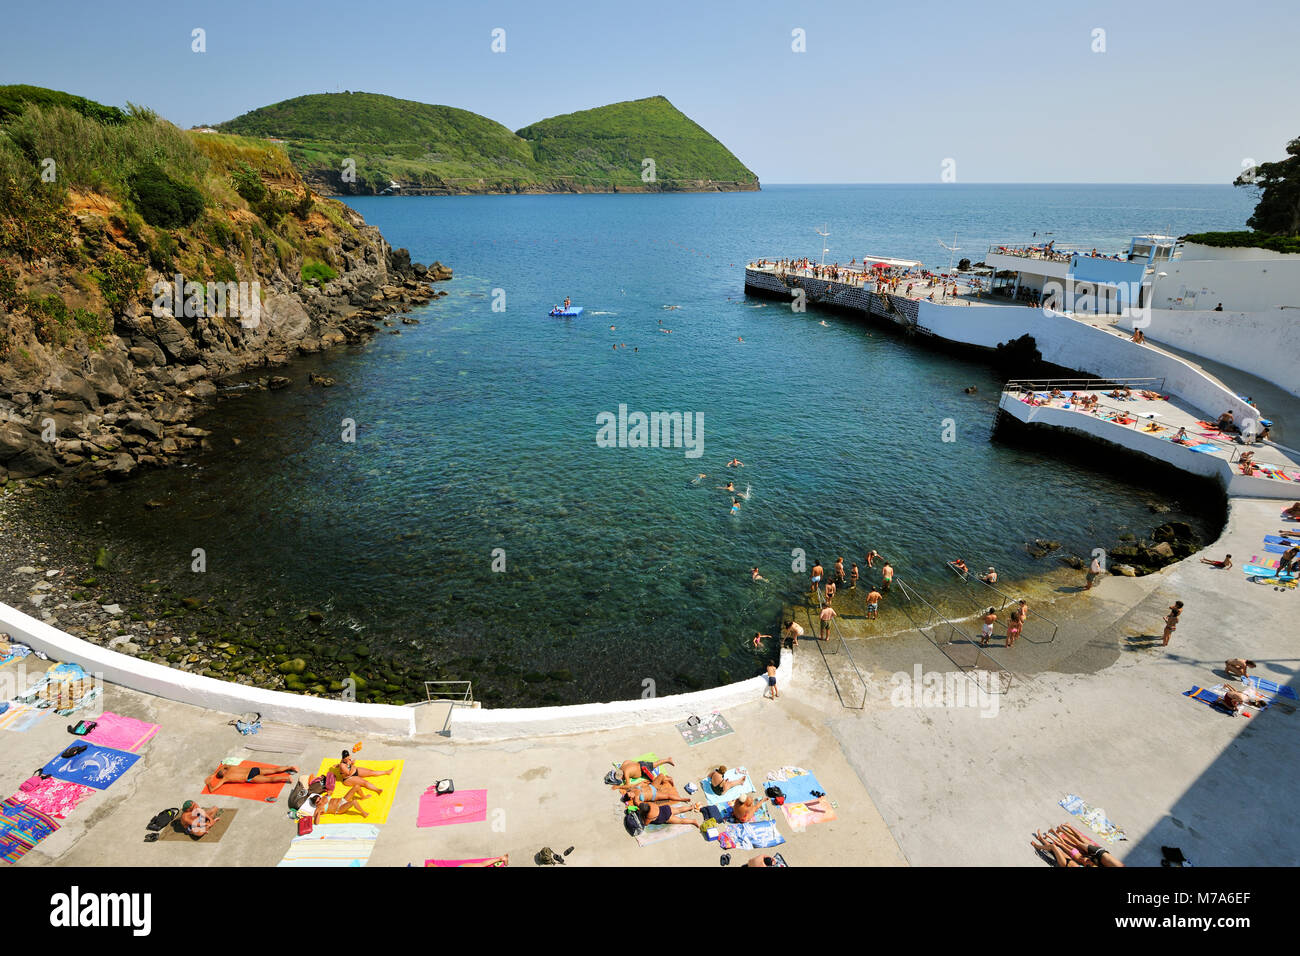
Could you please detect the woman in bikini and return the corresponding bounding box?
[616,773,690,804]
[731,793,769,823]
[333,750,392,795]
[1162,601,1183,647]
[302,778,370,820]
[706,766,748,797]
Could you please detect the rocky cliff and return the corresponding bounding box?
[0,96,451,487]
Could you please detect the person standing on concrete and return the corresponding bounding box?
[765,661,779,700]
[865,588,882,620]
[980,608,998,648]
[1162,601,1184,647]
[819,604,836,641]
[850,563,859,589]
[1086,554,1104,589]
[810,561,824,597]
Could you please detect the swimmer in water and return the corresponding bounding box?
[751,567,766,582]
[819,320,829,327]
[734,485,751,500]
[730,498,741,514]
[727,459,744,468]
[610,325,616,331]
[738,336,744,343]
[660,328,673,334]
[718,481,735,492]
[690,474,708,484]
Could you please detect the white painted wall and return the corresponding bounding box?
[1,601,798,742]
[1151,243,1300,312]
[449,649,793,741]
[918,301,1257,423]
[1115,307,1300,399]
[0,602,418,737]
[997,397,1296,500]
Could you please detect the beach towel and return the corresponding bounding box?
[700,768,753,807]
[1188,444,1219,453]
[717,821,785,850]
[1059,794,1127,843]
[83,712,159,753]
[277,823,380,867]
[1264,535,1300,545]
[9,777,95,819]
[782,798,838,832]
[0,796,60,863]
[1243,676,1300,701]
[314,758,403,825]
[676,712,735,747]
[425,857,506,867]
[701,802,774,825]
[1264,544,1292,555]
[0,644,31,669]
[635,822,697,848]
[202,760,289,802]
[417,787,487,828]
[768,771,825,805]
[42,743,140,790]
[159,807,239,843]
[0,702,37,732]
[242,724,314,755]
[1243,564,1292,579]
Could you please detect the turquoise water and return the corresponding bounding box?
[68,185,1252,703]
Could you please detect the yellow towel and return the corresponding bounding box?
[314,758,404,825]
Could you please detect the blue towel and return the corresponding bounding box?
[1184,686,1221,705]
[768,772,826,805]
[1188,443,1219,453]
[41,744,140,790]
[1264,535,1300,545]
[1264,543,1291,555]
[1244,676,1300,701]
[699,770,753,807]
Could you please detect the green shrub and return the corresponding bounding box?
[230,162,267,205]
[1181,231,1300,255]
[129,162,204,228]
[91,249,146,312]
[301,259,337,284]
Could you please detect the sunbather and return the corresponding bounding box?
[333,750,391,795]
[633,797,702,827]
[1200,554,1233,569]
[205,762,297,793]
[617,756,674,785]
[1283,502,1300,520]
[615,774,690,803]
[1048,824,1124,867]
[178,800,222,838]
[706,766,747,796]
[731,794,769,823]
[302,778,370,820]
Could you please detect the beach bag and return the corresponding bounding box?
[603,768,622,786]
[60,744,88,760]
[67,719,97,736]
[297,816,313,837]
[765,785,786,806]
[287,780,309,811]
[623,809,645,837]
[146,808,179,832]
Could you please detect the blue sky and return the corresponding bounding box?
[2,0,1294,183]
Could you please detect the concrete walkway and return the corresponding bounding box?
[800,497,1300,867]
[2,666,907,867]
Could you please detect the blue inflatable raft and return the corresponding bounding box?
[549,306,583,317]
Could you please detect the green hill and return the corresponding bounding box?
[217,92,758,195]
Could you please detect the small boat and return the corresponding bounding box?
[549,306,583,317]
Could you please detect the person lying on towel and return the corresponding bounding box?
[301,777,371,821]
[205,762,298,793]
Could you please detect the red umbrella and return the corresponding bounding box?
[872,262,889,270]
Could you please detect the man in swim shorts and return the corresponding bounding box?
[881,563,893,593]
[818,605,836,640]
[765,661,779,700]
[866,588,881,620]
[178,800,222,837]
[980,608,997,647]
[205,762,297,794]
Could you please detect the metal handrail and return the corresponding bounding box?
[942,564,1059,645]
[892,577,1012,694]
[423,680,474,705]
[808,584,870,710]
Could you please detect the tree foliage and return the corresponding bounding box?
[1235,136,1300,235]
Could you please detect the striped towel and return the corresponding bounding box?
[1244,676,1300,701]
[0,797,60,863]
[277,823,380,867]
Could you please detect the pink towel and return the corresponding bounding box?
[425,857,496,867]
[84,712,159,752]
[10,777,96,818]
[417,789,488,827]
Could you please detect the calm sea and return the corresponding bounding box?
[62,184,1253,703]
